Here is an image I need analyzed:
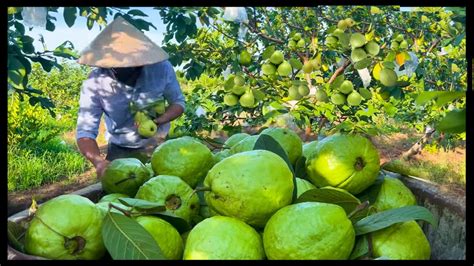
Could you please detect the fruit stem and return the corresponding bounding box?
[109,203,131,217]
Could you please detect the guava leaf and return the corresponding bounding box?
[436,108,466,133]
[294,156,307,179]
[8,221,26,253]
[349,235,369,260]
[262,45,275,60]
[356,172,385,204]
[354,205,436,236]
[295,187,361,214]
[102,212,166,260]
[118,198,166,212]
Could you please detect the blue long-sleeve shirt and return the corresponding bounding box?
[75,60,185,148]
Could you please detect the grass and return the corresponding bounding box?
[8,138,92,192]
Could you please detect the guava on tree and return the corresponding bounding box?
[223,93,239,106]
[373,176,417,211]
[24,195,106,260]
[151,136,214,188]
[331,92,346,105]
[263,202,355,259]
[350,32,366,48]
[204,150,294,228]
[101,158,152,197]
[269,50,284,65]
[371,220,431,260]
[262,63,276,75]
[277,60,292,76]
[339,80,354,94]
[239,90,255,108]
[365,41,380,56]
[379,68,398,87]
[302,61,313,73]
[135,216,184,260]
[260,127,303,165]
[183,216,265,260]
[135,175,200,224]
[347,91,362,106]
[233,74,245,86]
[224,133,250,148]
[298,84,310,96]
[306,134,380,194]
[315,89,329,102]
[239,50,252,66]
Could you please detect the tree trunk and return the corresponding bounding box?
[402,126,436,160]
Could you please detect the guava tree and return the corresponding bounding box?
[156,6,466,141]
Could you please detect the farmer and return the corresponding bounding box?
[75,16,185,178]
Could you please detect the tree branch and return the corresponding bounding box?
[328,59,351,84]
[242,22,285,44]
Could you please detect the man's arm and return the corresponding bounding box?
[154,103,184,125]
[158,61,186,126]
[77,137,109,177]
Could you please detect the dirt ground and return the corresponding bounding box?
[7,128,466,216]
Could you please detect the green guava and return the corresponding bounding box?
[204,150,294,228]
[260,127,303,165]
[144,162,154,177]
[228,135,259,155]
[373,176,417,211]
[224,133,250,148]
[101,158,152,197]
[151,136,214,188]
[24,195,106,260]
[306,134,380,194]
[302,140,319,159]
[371,220,431,260]
[263,202,355,259]
[212,149,231,165]
[135,216,184,260]
[98,193,129,203]
[135,175,200,224]
[295,177,316,198]
[183,216,265,260]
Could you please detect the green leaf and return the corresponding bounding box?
[8,55,26,89]
[63,7,77,27]
[30,56,55,72]
[8,221,26,253]
[354,205,436,236]
[102,212,166,260]
[294,156,307,179]
[415,91,441,105]
[436,108,466,133]
[289,58,303,70]
[357,173,384,204]
[53,41,79,60]
[86,17,94,30]
[353,58,372,70]
[435,92,465,107]
[330,74,344,89]
[127,9,148,17]
[149,211,191,233]
[384,51,396,62]
[262,45,275,60]
[296,187,361,214]
[349,235,369,260]
[118,198,166,211]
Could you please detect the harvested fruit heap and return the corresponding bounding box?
[15,127,434,260]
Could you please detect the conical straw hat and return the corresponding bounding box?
[77,16,169,68]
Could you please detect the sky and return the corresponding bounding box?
[27,7,167,53]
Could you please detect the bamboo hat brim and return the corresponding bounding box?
[77,16,169,68]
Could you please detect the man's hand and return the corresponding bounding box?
[95,159,110,178]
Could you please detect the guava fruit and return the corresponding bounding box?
[204,150,294,228]
[315,89,329,102]
[288,40,296,49]
[347,91,362,106]
[263,202,355,259]
[351,48,367,62]
[395,34,404,42]
[183,216,265,260]
[339,80,354,94]
[331,92,346,105]
[358,87,373,99]
[302,140,318,159]
[269,50,284,65]
[144,162,154,177]
[260,127,303,165]
[296,39,305,48]
[135,216,184,260]
[24,195,106,260]
[345,18,355,27]
[298,84,310,96]
[365,41,380,56]
[262,63,276,75]
[379,68,398,87]
[151,136,214,188]
[371,221,431,260]
[224,133,250,148]
[373,176,417,211]
[233,75,245,86]
[138,119,157,138]
[277,61,292,76]
[239,91,255,108]
[391,41,399,49]
[302,61,313,73]
[306,134,380,194]
[325,36,338,46]
[399,40,408,49]
[153,99,166,115]
[224,93,239,106]
[310,58,321,69]
[332,28,345,39]
[288,86,302,100]
[252,89,265,101]
[295,177,316,197]
[231,85,246,96]
[134,111,149,123]
[337,19,348,30]
[292,32,302,41]
[350,33,366,48]
[98,193,129,203]
[229,135,259,155]
[135,175,200,224]
[239,50,252,66]
[101,158,152,197]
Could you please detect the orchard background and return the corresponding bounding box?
[7,6,466,213]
